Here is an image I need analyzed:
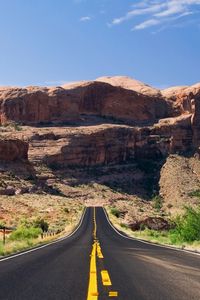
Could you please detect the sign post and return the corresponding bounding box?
[3,227,5,245]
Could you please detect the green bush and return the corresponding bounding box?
[188,189,200,198]
[120,223,129,229]
[10,227,42,241]
[33,218,49,232]
[170,206,200,243]
[152,195,163,211]
[0,222,5,229]
[110,207,120,218]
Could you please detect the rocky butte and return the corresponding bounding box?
[0,76,199,165]
[0,76,200,219]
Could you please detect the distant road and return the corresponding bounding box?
[0,207,200,300]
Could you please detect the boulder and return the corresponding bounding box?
[0,138,28,161]
[130,217,170,231]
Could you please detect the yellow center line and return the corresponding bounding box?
[87,241,98,300]
[93,207,97,240]
[87,207,118,299]
[87,208,98,300]
[97,242,104,259]
[101,270,112,286]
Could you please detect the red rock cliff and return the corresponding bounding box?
[0,81,171,125]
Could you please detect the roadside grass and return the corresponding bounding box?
[0,219,80,257]
[0,194,84,257]
[107,206,200,252]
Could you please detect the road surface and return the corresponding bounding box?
[0,207,199,300]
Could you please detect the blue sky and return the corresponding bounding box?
[0,0,200,88]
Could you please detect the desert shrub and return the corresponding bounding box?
[6,122,22,131]
[152,195,163,210]
[120,223,129,229]
[110,207,120,218]
[13,123,22,131]
[170,206,200,243]
[33,218,49,232]
[110,207,119,217]
[19,218,49,232]
[188,189,200,198]
[0,222,5,229]
[19,218,32,228]
[10,227,42,241]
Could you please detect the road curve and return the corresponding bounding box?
[0,207,199,300]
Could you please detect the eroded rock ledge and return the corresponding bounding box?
[0,76,200,167]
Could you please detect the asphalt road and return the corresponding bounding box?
[0,207,199,300]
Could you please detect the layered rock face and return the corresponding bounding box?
[0,138,28,161]
[0,87,79,125]
[20,116,192,168]
[0,76,200,167]
[26,125,135,166]
[162,82,200,152]
[0,81,171,126]
[191,91,200,149]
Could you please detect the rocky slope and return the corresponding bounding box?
[0,76,200,221]
[159,155,200,213]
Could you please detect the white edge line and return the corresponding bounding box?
[103,208,200,257]
[0,208,87,263]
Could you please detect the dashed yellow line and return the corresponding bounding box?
[93,207,97,240]
[87,207,118,299]
[101,270,112,286]
[109,291,118,297]
[97,242,104,259]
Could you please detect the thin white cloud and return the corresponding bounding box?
[112,3,165,25]
[133,11,193,30]
[80,16,92,22]
[111,0,200,30]
[133,18,160,30]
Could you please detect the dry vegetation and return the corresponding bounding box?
[0,194,83,256]
[107,206,200,253]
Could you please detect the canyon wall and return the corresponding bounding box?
[0,77,200,167]
[0,81,171,126]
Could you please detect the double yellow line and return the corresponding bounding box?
[87,207,118,299]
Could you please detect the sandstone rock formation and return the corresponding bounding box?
[0,76,199,168]
[24,125,135,166]
[0,81,171,126]
[162,82,200,115]
[96,76,161,97]
[0,86,79,125]
[0,138,28,161]
[6,115,192,169]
